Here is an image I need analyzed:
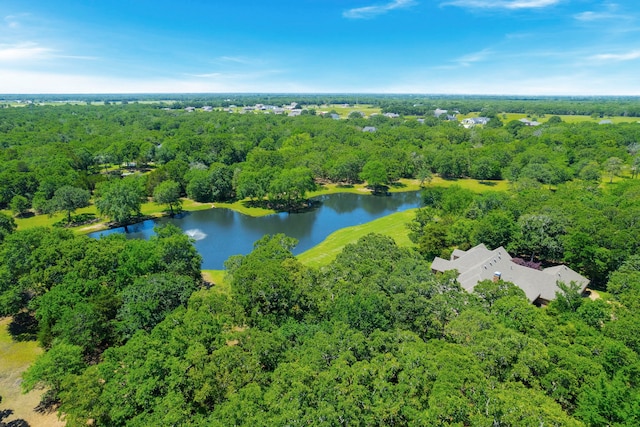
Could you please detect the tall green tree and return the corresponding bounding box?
[0,212,16,242]
[153,179,182,215]
[360,160,388,193]
[47,185,91,223]
[95,178,145,231]
[10,194,30,217]
[510,213,565,262]
[604,156,623,183]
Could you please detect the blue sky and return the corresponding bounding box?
[1,0,639,95]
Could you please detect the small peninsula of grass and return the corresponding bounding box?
[297,208,418,268]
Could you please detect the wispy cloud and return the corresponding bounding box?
[343,0,417,19]
[433,48,493,69]
[442,0,560,9]
[589,50,640,61]
[575,11,612,21]
[0,42,99,63]
[3,14,30,29]
[216,56,253,64]
[0,42,53,62]
[456,48,492,66]
[5,15,20,29]
[574,3,629,22]
[187,69,284,80]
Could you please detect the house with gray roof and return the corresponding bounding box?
[362,126,377,133]
[519,118,541,126]
[462,117,490,128]
[431,243,589,304]
[434,108,448,118]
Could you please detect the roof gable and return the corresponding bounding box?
[431,244,589,303]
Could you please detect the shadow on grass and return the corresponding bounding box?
[0,409,31,427]
[336,184,354,188]
[53,213,98,228]
[8,312,38,342]
[365,185,390,196]
[478,181,498,187]
[388,181,407,188]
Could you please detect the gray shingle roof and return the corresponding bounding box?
[431,244,589,303]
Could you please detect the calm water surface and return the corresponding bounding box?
[91,191,422,269]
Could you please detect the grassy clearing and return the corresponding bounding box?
[297,208,417,268]
[310,177,507,198]
[458,112,640,124]
[0,318,64,427]
[319,104,381,117]
[201,270,230,294]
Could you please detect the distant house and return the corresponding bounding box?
[383,112,400,118]
[519,118,541,126]
[599,119,613,125]
[184,106,196,113]
[362,126,377,133]
[330,113,341,120]
[462,117,490,128]
[431,243,589,305]
[434,108,448,118]
[288,109,303,117]
[202,106,213,112]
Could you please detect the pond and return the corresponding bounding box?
[91,191,422,269]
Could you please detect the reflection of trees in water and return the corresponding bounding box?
[237,207,320,240]
[318,193,359,214]
[360,191,421,215]
[317,191,421,215]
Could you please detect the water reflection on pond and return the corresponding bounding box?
[91,191,422,269]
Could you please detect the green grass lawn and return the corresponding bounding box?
[297,208,418,268]
[321,104,382,117]
[458,112,640,125]
[201,269,230,294]
[0,318,63,427]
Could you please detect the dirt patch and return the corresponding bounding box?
[585,288,601,301]
[0,318,65,427]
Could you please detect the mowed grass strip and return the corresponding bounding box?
[297,208,418,268]
[201,269,230,294]
[0,318,64,427]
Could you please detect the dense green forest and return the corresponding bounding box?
[1,98,640,425]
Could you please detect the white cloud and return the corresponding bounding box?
[0,69,312,94]
[343,0,417,19]
[456,48,492,66]
[188,69,285,82]
[0,43,53,62]
[216,56,252,64]
[574,11,609,21]
[0,42,99,63]
[590,50,640,61]
[574,3,629,22]
[442,0,560,9]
